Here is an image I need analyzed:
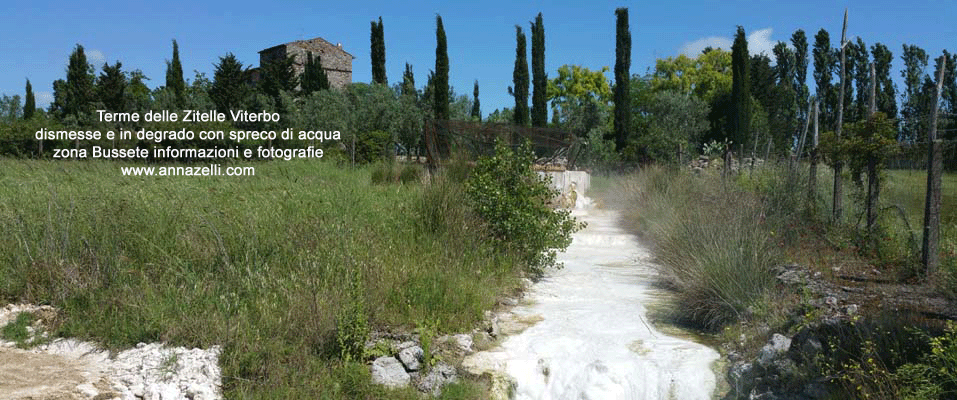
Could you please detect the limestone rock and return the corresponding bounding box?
[398,345,424,372]
[370,356,410,388]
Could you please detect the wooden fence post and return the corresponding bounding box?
[922,56,946,275]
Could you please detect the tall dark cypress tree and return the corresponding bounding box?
[63,44,95,120]
[96,61,127,112]
[471,80,481,121]
[512,26,529,126]
[401,63,416,98]
[371,17,387,85]
[530,13,547,127]
[210,53,250,112]
[166,39,185,106]
[731,26,751,147]
[613,7,631,152]
[301,52,329,95]
[434,15,449,120]
[23,79,35,120]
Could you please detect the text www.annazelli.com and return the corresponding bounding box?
[120,165,256,176]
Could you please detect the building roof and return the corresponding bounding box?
[258,36,355,59]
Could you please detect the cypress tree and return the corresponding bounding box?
[96,61,127,112]
[512,26,529,126]
[23,79,35,120]
[210,53,250,112]
[472,80,481,121]
[301,52,329,95]
[371,17,387,85]
[166,39,185,106]
[613,8,631,151]
[64,44,95,120]
[731,26,751,147]
[434,15,449,120]
[402,63,416,98]
[530,12,547,127]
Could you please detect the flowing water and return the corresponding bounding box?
[493,198,719,399]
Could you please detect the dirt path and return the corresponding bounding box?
[0,346,110,400]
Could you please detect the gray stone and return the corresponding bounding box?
[728,361,757,397]
[758,334,792,368]
[415,361,458,396]
[398,345,424,371]
[370,357,410,388]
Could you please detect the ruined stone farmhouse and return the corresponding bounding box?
[255,37,354,89]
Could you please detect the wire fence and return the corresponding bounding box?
[424,119,581,169]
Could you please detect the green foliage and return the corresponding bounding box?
[53,44,95,122]
[1,312,35,347]
[471,80,481,121]
[632,89,710,163]
[301,52,330,96]
[530,13,547,127]
[731,26,752,148]
[652,49,731,103]
[336,268,369,362]
[464,140,584,274]
[871,43,898,119]
[259,55,298,106]
[512,26,529,126]
[97,61,127,112]
[613,7,631,152]
[821,112,898,180]
[354,130,391,164]
[401,63,416,98]
[434,15,450,120]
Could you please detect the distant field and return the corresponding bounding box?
[0,158,509,399]
[884,169,957,244]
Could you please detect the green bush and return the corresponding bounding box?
[464,140,584,275]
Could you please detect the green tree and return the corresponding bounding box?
[613,7,631,152]
[125,70,152,113]
[401,63,416,98]
[652,49,731,103]
[471,80,481,121]
[853,37,870,122]
[531,12,547,127]
[750,54,774,112]
[23,79,35,120]
[433,15,450,120]
[871,43,898,120]
[731,26,751,148]
[259,55,298,106]
[166,39,185,107]
[791,29,810,123]
[771,42,797,154]
[512,26,529,126]
[209,53,250,112]
[900,44,928,142]
[370,17,387,85]
[96,61,127,112]
[301,52,330,96]
[546,65,612,132]
[937,50,957,140]
[813,29,834,128]
[53,44,95,122]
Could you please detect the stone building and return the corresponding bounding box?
[256,37,354,89]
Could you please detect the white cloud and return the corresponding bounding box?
[35,91,53,108]
[679,28,779,58]
[86,49,106,68]
[680,36,732,57]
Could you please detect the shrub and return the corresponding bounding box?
[464,140,584,275]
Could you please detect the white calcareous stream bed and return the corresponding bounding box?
[467,197,720,399]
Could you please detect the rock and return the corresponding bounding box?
[845,304,859,316]
[451,334,473,354]
[472,331,494,351]
[415,361,458,396]
[728,362,757,397]
[186,382,218,400]
[370,356,410,388]
[398,345,424,371]
[758,334,792,368]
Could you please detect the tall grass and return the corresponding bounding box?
[620,166,783,330]
[0,158,515,398]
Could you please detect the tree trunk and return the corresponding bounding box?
[922,56,946,275]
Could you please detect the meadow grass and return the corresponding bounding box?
[0,158,514,399]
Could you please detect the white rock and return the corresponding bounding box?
[398,346,424,371]
[370,356,410,388]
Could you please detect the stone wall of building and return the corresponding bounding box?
[259,37,353,89]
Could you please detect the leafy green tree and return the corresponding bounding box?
[0,95,22,121]
[471,80,481,121]
[871,43,898,120]
[652,49,731,102]
[512,26,529,125]
[301,52,330,96]
[731,26,751,148]
[166,40,185,107]
[900,44,928,142]
[791,29,810,122]
[125,70,152,113]
[613,7,631,152]
[771,42,797,154]
[531,12,547,127]
[750,54,774,112]
[486,108,513,124]
[546,65,611,133]
[210,53,250,112]
[259,54,297,108]
[937,50,957,140]
[23,79,35,120]
[96,61,127,112]
[53,44,95,123]
[853,37,870,122]
[370,17,387,85]
[401,63,416,98]
[635,89,710,162]
[434,15,450,120]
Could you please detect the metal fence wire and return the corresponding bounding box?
[423,119,581,169]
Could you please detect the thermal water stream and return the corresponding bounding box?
[489,197,720,399]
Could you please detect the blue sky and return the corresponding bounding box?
[1,0,954,117]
